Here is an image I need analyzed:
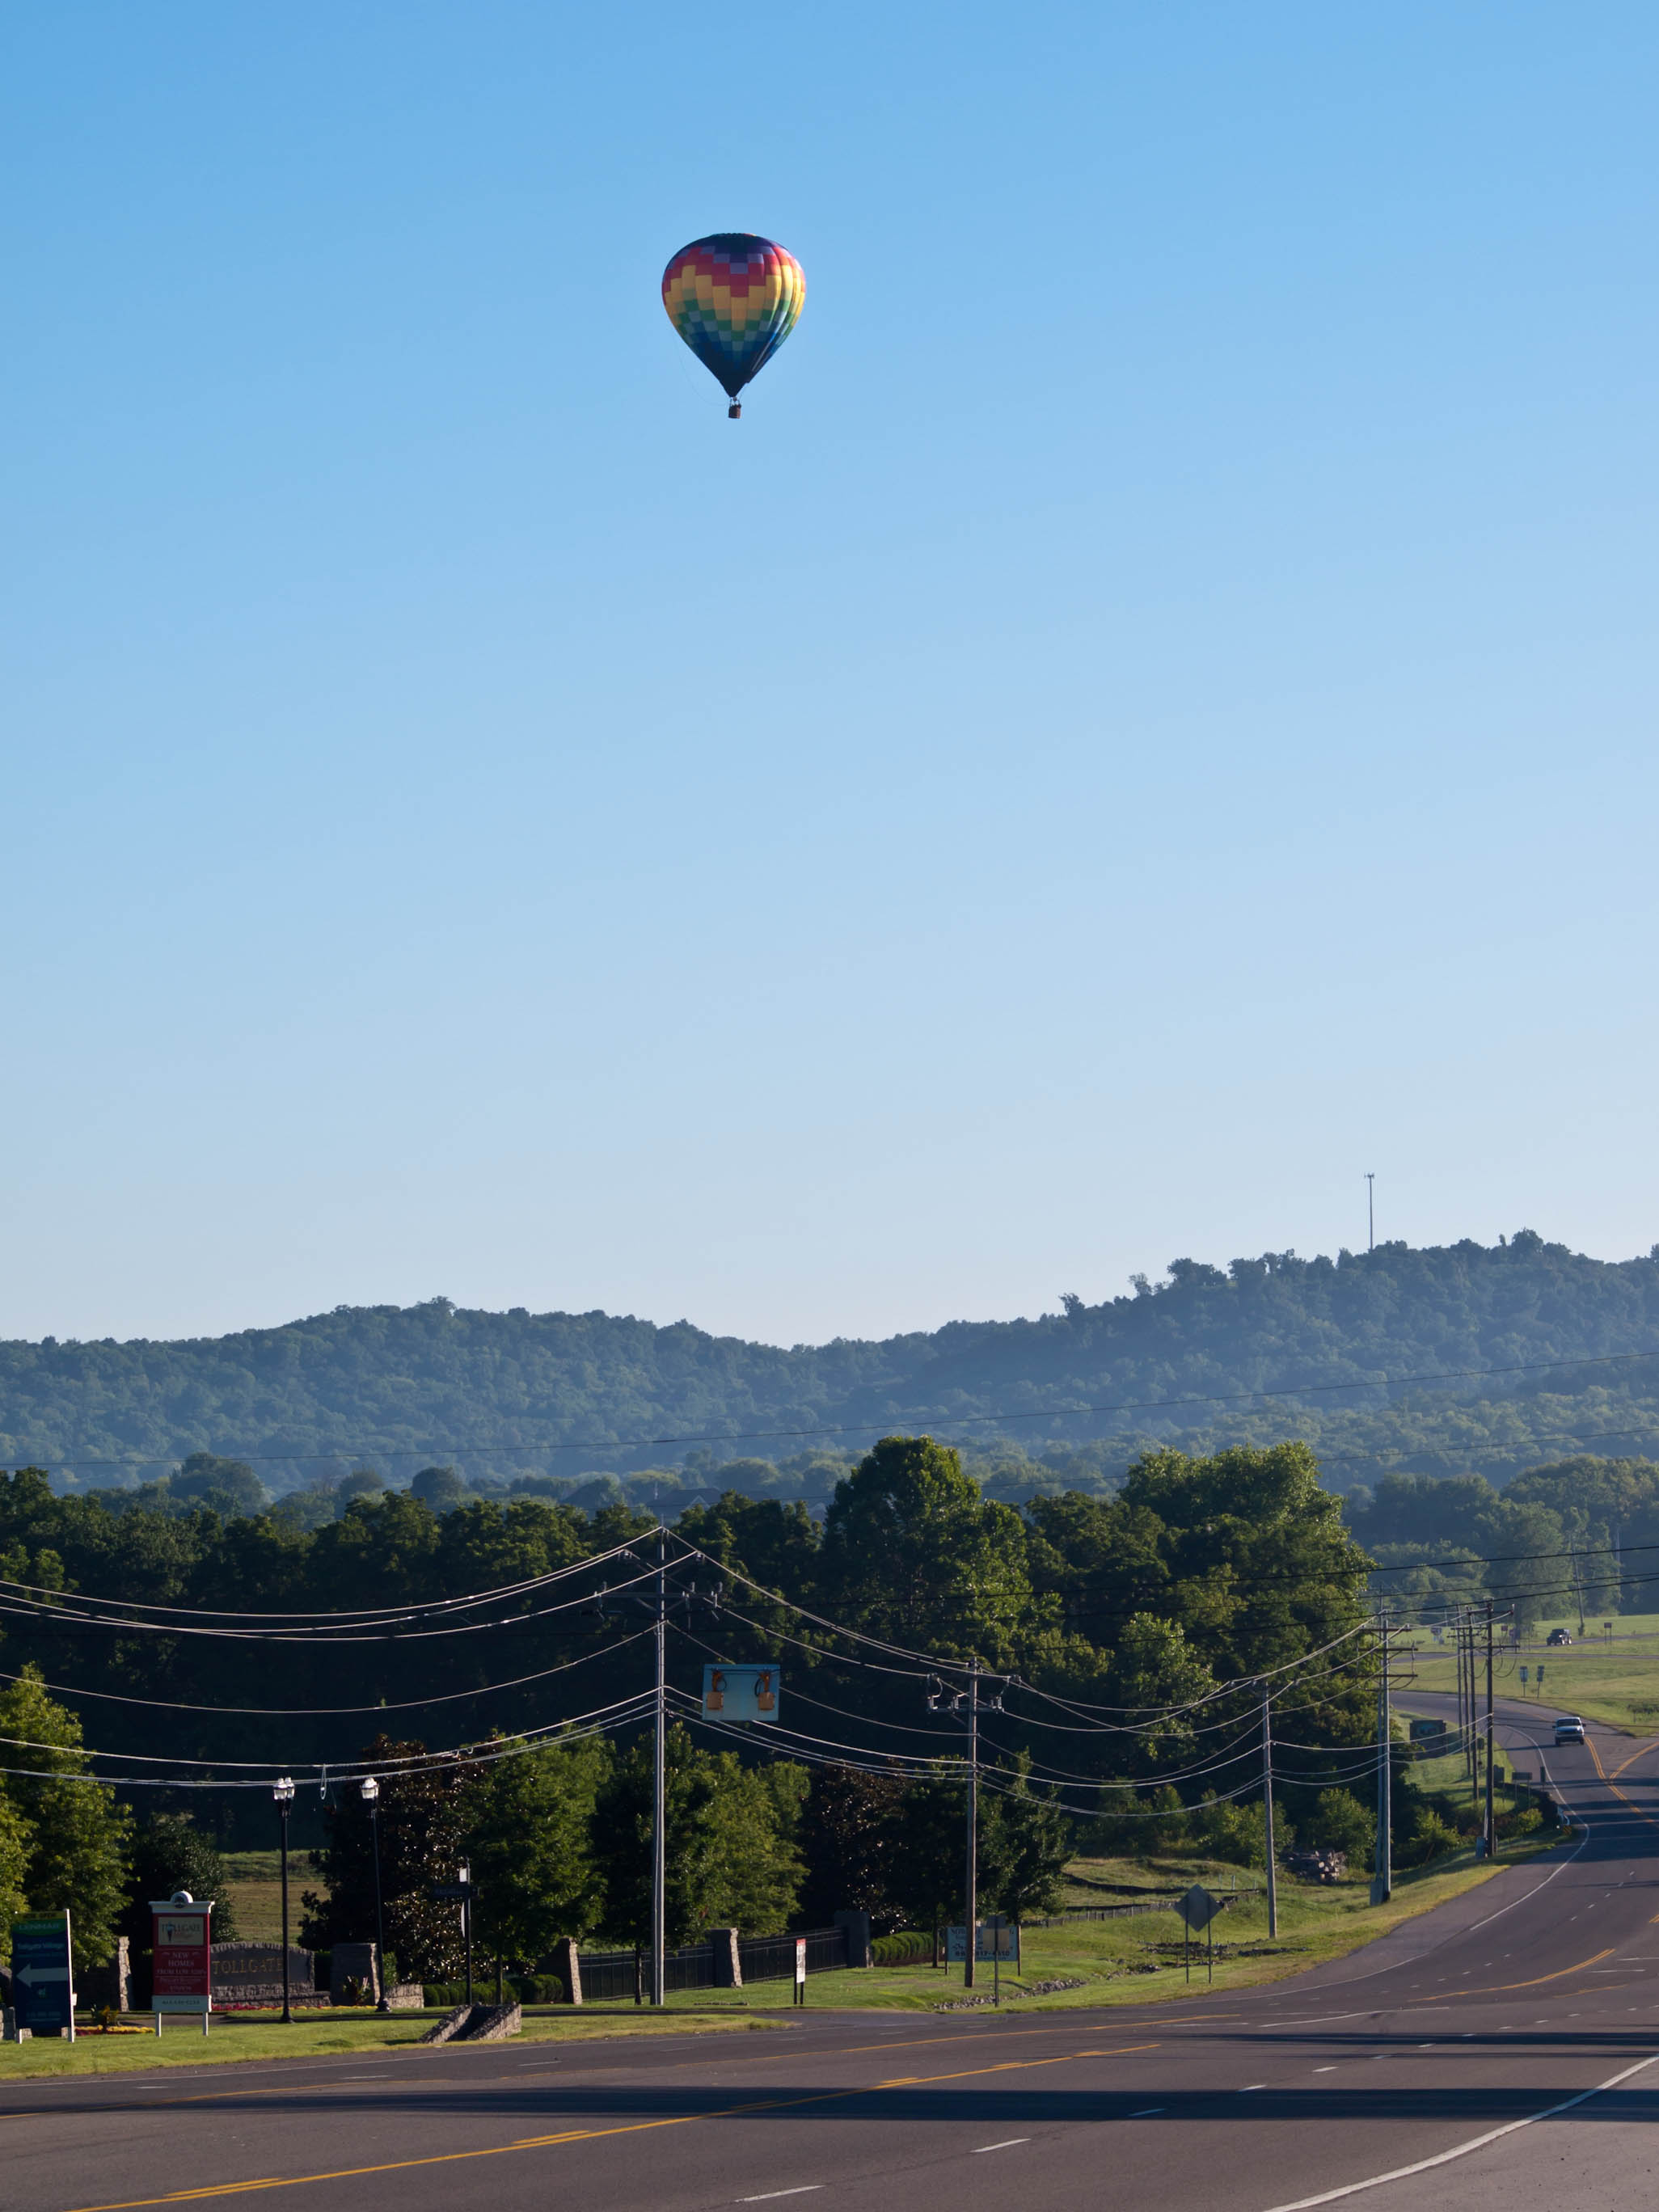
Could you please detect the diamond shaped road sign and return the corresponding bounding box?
[1176,1884,1222,1933]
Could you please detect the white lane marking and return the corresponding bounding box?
[1314,2066,1337,2073]
[738,2192,825,2204]
[1256,2049,1659,2211]
[1279,1815,1588,1996]
[971,2139,1029,2153]
[1240,2083,1267,2092]
[1260,2011,1374,2028]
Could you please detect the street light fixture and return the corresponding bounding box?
[360,1777,388,2014]
[272,1776,296,2024]
[458,1858,473,2008]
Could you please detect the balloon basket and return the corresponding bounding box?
[728,402,741,419]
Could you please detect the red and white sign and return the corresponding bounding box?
[794,1938,807,1986]
[151,1900,213,2013]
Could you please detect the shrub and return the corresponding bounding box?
[1404,1806,1463,1866]
[1195,1793,1274,1866]
[1299,1789,1375,1863]
[872,1931,935,1965]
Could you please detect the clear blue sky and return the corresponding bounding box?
[4,3,1656,1347]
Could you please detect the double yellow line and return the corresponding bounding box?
[1586,1733,1659,1834]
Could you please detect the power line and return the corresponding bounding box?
[0,1535,641,1626]
[0,1624,658,1718]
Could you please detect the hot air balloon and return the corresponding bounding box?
[661,234,805,418]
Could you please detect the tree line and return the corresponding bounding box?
[6,1231,1659,1492]
[0,1433,1392,1977]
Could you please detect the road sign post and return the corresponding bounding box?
[983,1913,1011,2004]
[10,1914,74,2040]
[794,1937,806,2007]
[1175,1886,1222,1986]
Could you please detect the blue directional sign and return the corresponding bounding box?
[11,1913,74,2038]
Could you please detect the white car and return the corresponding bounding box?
[1553,1716,1585,1744]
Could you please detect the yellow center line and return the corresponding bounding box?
[1407,1948,1614,2003]
[1610,1738,1659,1781]
[53,2042,1161,2212]
[1,2013,1222,2125]
[876,2042,1157,2088]
[1585,1736,1659,1838]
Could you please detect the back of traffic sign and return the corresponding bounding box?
[1176,1884,1222,1933]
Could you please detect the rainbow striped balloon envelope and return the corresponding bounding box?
[661,234,805,417]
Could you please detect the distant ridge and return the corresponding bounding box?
[6,1231,1659,1496]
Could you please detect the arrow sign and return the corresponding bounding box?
[10,1913,74,2037]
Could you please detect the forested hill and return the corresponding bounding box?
[6,1230,1659,1502]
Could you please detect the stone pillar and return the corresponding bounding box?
[551,1936,583,2006]
[834,1910,872,1969]
[709,1928,742,1988]
[330,1941,380,2004]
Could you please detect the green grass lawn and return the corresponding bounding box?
[1403,1630,1659,1734]
[217,1851,321,1943]
[6,1834,1565,2079]
[0,2005,779,2079]
[654,1835,1560,2016]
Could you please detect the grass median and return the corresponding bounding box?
[0,2006,779,2079]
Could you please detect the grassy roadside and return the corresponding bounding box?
[2,1835,1567,2079]
[660,1834,1564,2016]
[0,2006,778,2080]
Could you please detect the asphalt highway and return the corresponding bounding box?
[7,1709,1659,2212]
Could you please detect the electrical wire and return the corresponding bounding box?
[0,1694,662,1792]
[0,1535,641,1624]
[0,1625,657,1719]
[0,1560,662,1644]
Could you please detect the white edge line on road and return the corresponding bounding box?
[1256,2049,1659,2211]
[970,2140,1029,2152]
[737,2190,825,2203]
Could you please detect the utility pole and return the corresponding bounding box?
[273,1777,295,2024]
[1366,1172,1375,1252]
[1495,1601,1504,1858]
[361,1775,388,2014]
[1454,1610,1465,1776]
[1262,1682,1278,1938]
[965,1658,980,1990]
[652,1522,667,2007]
[1372,1610,1391,1904]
